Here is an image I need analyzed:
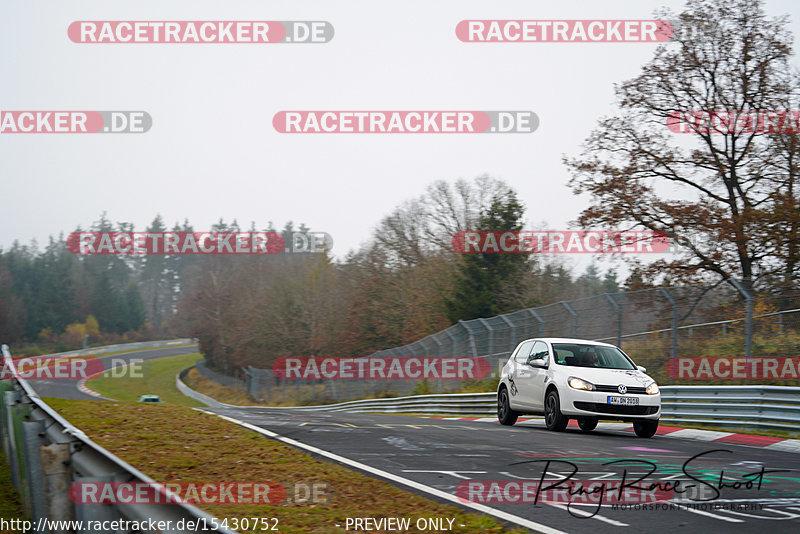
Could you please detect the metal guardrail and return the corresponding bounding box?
[176,367,229,409]
[179,371,800,432]
[659,385,800,430]
[2,342,236,534]
[29,338,195,360]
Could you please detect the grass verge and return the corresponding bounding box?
[86,352,203,407]
[182,368,260,406]
[0,448,27,534]
[44,398,526,534]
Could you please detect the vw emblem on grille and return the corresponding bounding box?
[618,384,627,394]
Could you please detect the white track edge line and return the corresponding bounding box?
[210,412,568,534]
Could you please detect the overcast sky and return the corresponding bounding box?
[2,0,799,275]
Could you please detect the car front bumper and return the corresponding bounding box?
[562,390,661,420]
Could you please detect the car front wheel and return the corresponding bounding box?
[544,390,568,431]
[633,419,659,438]
[497,387,518,426]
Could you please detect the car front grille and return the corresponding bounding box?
[573,401,659,416]
[594,385,648,394]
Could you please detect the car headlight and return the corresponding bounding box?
[646,381,660,395]
[568,376,595,391]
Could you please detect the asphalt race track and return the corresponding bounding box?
[29,347,800,533]
[205,406,800,533]
[25,344,197,400]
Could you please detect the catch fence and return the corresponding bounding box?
[238,281,800,403]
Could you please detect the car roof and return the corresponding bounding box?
[520,337,618,348]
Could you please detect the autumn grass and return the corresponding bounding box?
[182,368,261,405]
[44,398,527,534]
[0,448,27,534]
[86,352,204,407]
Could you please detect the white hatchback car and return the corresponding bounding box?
[497,338,661,437]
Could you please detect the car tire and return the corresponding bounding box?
[544,390,569,432]
[497,387,519,426]
[577,416,598,432]
[633,419,659,438]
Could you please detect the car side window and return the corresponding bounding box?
[528,341,549,364]
[555,349,572,365]
[513,341,535,363]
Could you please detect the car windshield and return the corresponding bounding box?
[552,343,636,370]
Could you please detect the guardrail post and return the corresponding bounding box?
[40,443,75,532]
[4,390,21,491]
[0,380,13,460]
[22,420,47,523]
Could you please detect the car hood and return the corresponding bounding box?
[564,367,656,387]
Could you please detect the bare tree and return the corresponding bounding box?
[371,174,513,267]
[565,0,800,291]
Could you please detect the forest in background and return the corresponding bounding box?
[0,176,620,363]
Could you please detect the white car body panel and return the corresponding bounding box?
[499,337,661,421]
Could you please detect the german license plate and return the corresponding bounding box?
[608,396,638,406]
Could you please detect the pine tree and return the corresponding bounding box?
[445,190,527,321]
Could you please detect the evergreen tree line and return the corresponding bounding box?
[0,213,307,349]
[0,233,146,347]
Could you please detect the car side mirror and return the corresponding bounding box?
[637,365,647,373]
[529,359,548,369]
